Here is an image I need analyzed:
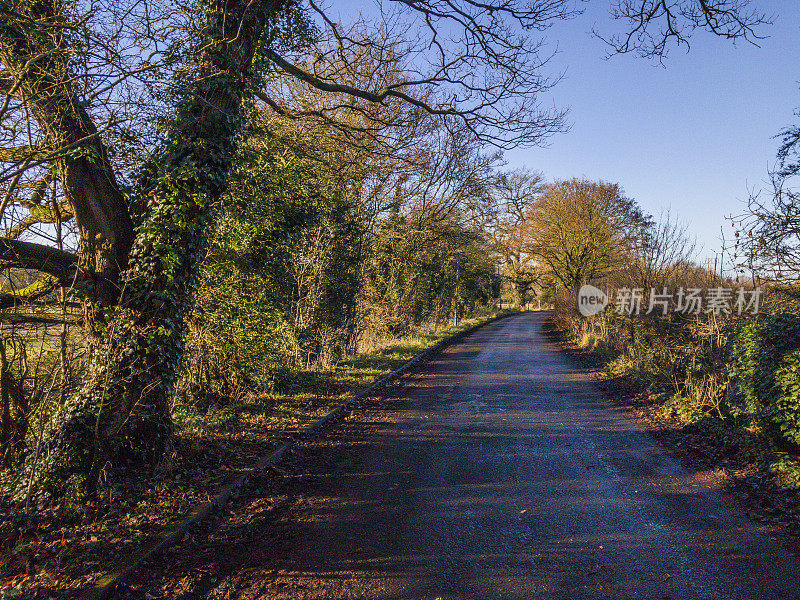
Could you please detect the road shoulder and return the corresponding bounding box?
[542,313,800,552]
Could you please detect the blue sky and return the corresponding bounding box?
[327,1,798,262]
[505,1,800,262]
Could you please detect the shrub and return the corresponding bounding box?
[728,313,800,447]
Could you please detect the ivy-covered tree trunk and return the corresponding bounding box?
[18,0,289,500]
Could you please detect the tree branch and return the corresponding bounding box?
[0,275,59,310]
[0,311,81,325]
[0,238,77,282]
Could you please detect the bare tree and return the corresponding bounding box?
[0,0,186,306]
[623,210,698,292]
[262,1,574,149]
[730,103,800,290]
[597,0,772,59]
[487,169,545,308]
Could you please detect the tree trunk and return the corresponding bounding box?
[17,0,287,501]
[515,278,529,309]
[0,0,134,304]
[0,340,27,467]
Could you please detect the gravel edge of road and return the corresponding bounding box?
[87,310,520,600]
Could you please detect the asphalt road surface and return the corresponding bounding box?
[123,311,800,599]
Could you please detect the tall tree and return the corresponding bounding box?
[488,169,545,308]
[0,0,134,305]
[13,0,297,498]
[733,110,800,289]
[522,178,649,310]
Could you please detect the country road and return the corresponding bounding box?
[121,311,800,599]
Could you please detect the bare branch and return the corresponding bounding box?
[0,311,81,325]
[597,0,772,59]
[0,238,77,282]
[0,274,60,310]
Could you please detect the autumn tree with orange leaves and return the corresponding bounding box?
[522,178,650,312]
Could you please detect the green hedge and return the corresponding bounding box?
[728,313,800,446]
